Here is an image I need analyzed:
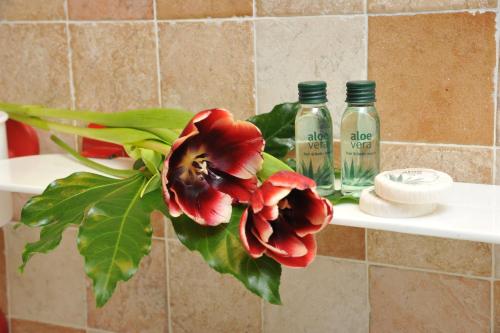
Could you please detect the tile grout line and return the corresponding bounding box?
[252,0,259,116]
[3,229,12,332]
[380,140,494,150]
[152,0,163,108]
[492,7,499,186]
[0,8,497,25]
[63,0,78,151]
[164,220,173,333]
[491,242,495,332]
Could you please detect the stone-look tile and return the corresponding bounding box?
[11,193,32,222]
[165,218,176,240]
[11,319,85,333]
[368,230,491,276]
[87,239,167,333]
[381,143,493,184]
[317,225,365,260]
[256,17,366,138]
[151,211,165,238]
[0,24,74,153]
[157,0,252,19]
[159,22,255,120]
[71,23,158,112]
[256,0,364,16]
[0,229,6,315]
[68,0,153,20]
[0,0,65,20]
[494,245,500,277]
[370,266,490,332]
[369,13,496,145]
[264,257,368,333]
[6,226,86,327]
[169,241,261,333]
[369,0,496,13]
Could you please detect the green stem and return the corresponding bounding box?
[1,103,192,130]
[51,135,140,179]
[8,114,161,144]
[133,140,171,155]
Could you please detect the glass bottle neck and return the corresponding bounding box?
[300,102,327,108]
[347,102,375,107]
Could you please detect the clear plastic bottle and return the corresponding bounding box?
[295,81,335,196]
[340,81,380,195]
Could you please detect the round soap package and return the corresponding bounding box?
[374,168,453,205]
[359,187,437,218]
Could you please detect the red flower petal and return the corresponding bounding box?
[266,234,317,268]
[204,168,257,203]
[170,180,232,226]
[239,209,266,258]
[267,171,316,191]
[253,213,273,242]
[201,111,264,179]
[259,182,291,207]
[256,222,308,257]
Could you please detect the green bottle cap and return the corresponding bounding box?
[298,81,328,104]
[346,80,376,103]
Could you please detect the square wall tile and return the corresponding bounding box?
[256,0,364,16]
[159,22,255,120]
[0,24,74,153]
[70,23,158,112]
[87,239,167,333]
[10,319,85,333]
[317,225,365,260]
[68,0,153,20]
[370,266,490,332]
[157,0,252,19]
[381,143,493,184]
[256,16,366,138]
[264,257,368,333]
[6,226,86,327]
[368,230,492,276]
[369,13,496,145]
[368,0,496,13]
[0,0,65,20]
[168,241,261,333]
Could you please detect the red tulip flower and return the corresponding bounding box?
[162,109,264,226]
[239,171,333,267]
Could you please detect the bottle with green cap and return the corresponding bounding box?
[295,81,335,196]
[340,80,380,195]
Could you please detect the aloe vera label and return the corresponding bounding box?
[295,118,334,186]
[347,131,375,155]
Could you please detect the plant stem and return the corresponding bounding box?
[133,140,171,154]
[51,135,140,179]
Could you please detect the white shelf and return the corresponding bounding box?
[0,154,134,194]
[0,154,499,244]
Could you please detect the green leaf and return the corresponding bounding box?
[19,173,139,271]
[172,206,282,305]
[0,103,193,130]
[248,102,300,159]
[259,152,293,181]
[124,145,163,175]
[77,174,159,307]
[326,190,360,205]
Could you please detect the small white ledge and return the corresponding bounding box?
[0,154,134,194]
[0,154,499,244]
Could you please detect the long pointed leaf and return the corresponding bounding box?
[19,173,139,270]
[78,175,159,307]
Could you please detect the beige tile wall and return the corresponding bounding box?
[0,0,499,332]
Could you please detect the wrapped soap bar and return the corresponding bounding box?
[374,168,453,205]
